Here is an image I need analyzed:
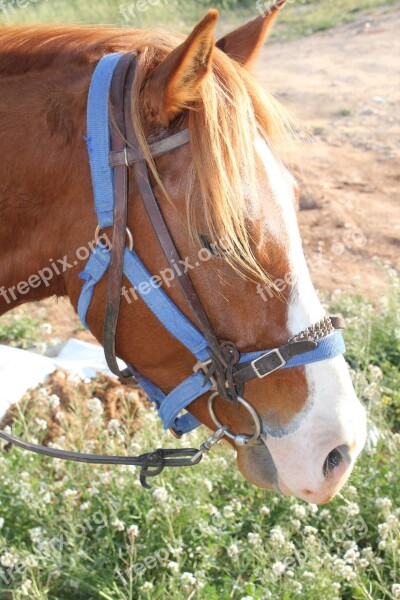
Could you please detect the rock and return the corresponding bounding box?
[299,192,319,211]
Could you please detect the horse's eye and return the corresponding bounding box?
[199,234,225,258]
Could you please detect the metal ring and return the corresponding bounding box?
[94,225,134,252]
[207,392,263,447]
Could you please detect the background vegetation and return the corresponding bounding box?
[0,0,399,39]
[0,270,399,600]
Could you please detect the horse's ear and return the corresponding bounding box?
[144,10,218,126]
[216,0,285,66]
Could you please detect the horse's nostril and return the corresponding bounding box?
[323,447,343,477]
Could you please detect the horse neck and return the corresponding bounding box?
[0,64,92,316]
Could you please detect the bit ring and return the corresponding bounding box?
[207,392,263,447]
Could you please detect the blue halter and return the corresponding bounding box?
[78,54,346,438]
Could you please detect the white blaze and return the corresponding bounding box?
[254,138,366,502]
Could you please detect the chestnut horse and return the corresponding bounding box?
[0,4,366,503]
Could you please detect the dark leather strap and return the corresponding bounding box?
[0,429,201,489]
[103,52,137,379]
[232,340,318,385]
[109,128,190,167]
[123,75,228,371]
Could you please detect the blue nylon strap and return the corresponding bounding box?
[158,372,213,429]
[78,245,209,362]
[123,250,209,362]
[158,331,345,429]
[78,244,110,329]
[86,53,123,229]
[126,364,201,434]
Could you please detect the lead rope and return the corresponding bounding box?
[0,427,227,489]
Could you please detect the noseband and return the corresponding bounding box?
[0,52,346,487]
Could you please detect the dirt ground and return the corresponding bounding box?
[260,6,399,295]
[8,7,400,345]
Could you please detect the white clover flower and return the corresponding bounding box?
[41,491,52,505]
[344,548,359,563]
[270,526,285,546]
[127,524,139,540]
[260,506,270,516]
[48,393,60,408]
[368,365,383,380]
[87,486,99,497]
[293,581,302,594]
[392,584,400,598]
[232,499,242,511]
[291,504,306,518]
[346,502,360,517]
[341,565,356,581]
[378,540,386,550]
[240,596,254,600]
[20,579,32,597]
[54,411,66,424]
[387,514,398,527]
[362,547,374,560]
[142,581,154,591]
[203,478,213,493]
[112,518,125,531]
[169,545,184,557]
[100,471,112,484]
[29,527,43,544]
[346,485,358,497]
[0,517,4,529]
[378,523,389,539]
[223,504,235,518]
[80,501,91,511]
[181,572,196,588]
[376,497,392,510]
[308,503,318,515]
[272,561,286,576]
[34,418,47,431]
[359,558,369,568]
[247,532,262,546]
[152,487,168,503]
[107,419,121,434]
[0,551,19,568]
[63,489,78,500]
[87,397,104,415]
[167,561,179,573]
[290,519,301,531]
[304,525,318,535]
[227,544,240,559]
[303,571,315,579]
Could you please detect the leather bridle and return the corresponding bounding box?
[0,52,347,488]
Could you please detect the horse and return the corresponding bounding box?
[0,1,366,504]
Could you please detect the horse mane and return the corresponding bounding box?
[0,25,296,282]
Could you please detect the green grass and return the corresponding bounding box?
[0,316,41,349]
[0,0,399,39]
[0,270,399,599]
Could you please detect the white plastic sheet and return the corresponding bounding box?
[0,339,121,419]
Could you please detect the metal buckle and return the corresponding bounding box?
[193,358,217,390]
[251,349,286,379]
